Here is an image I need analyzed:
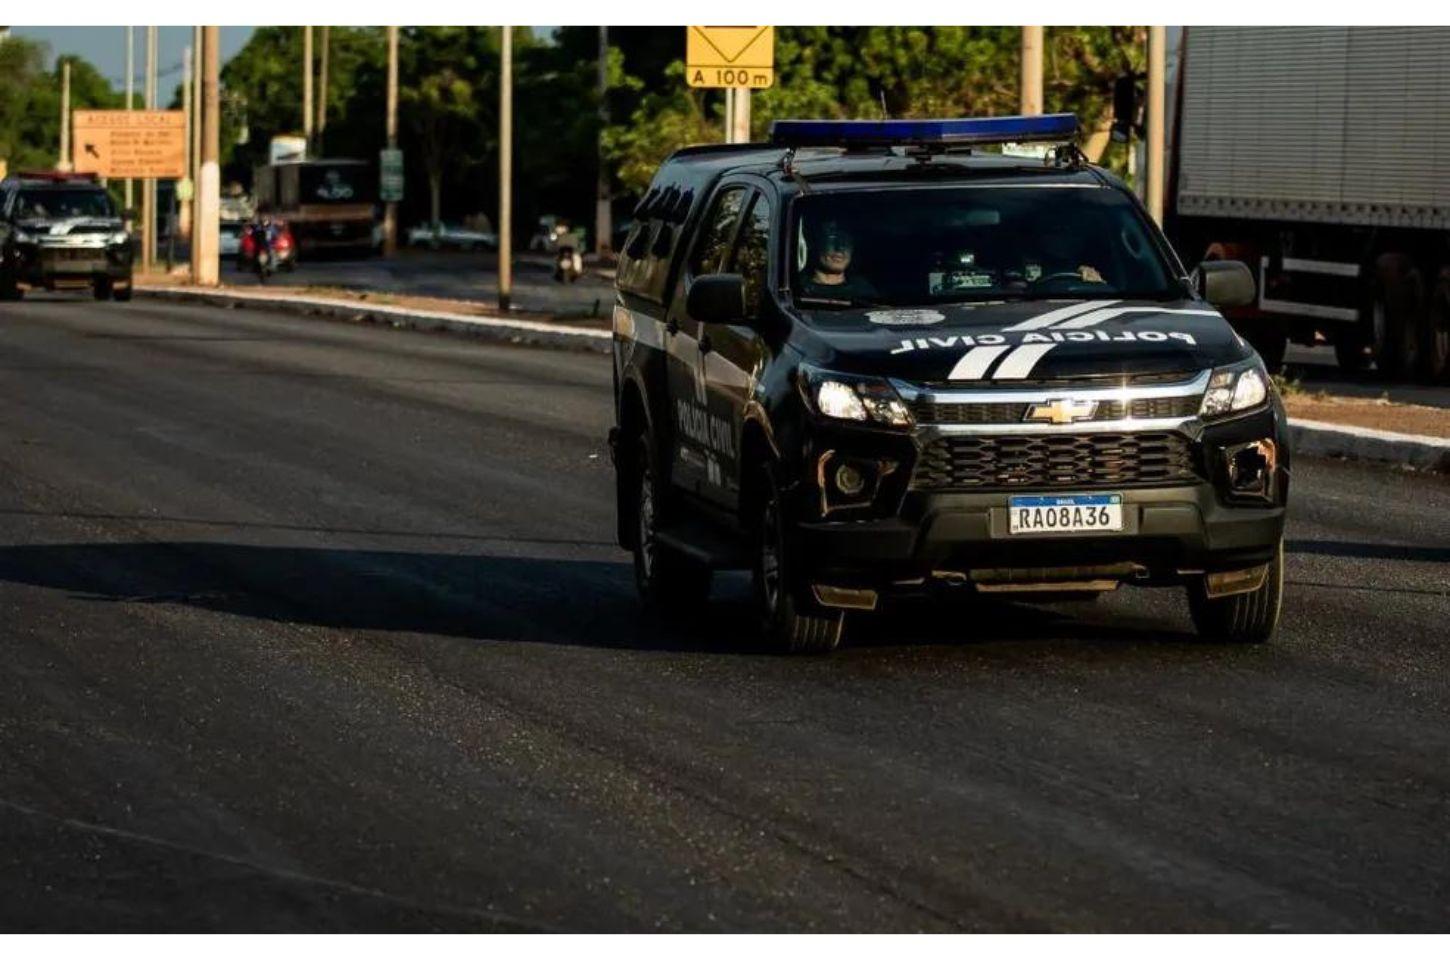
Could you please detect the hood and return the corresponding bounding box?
[790,298,1254,384]
[17,216,123,237]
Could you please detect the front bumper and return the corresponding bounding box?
[9,241,133,284]
[789,405,1289,589]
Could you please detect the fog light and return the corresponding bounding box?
[835,462,866,497]
[1225,439,1276,500]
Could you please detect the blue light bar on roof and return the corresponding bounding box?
[769,114,1079,148]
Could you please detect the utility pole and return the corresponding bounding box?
[191,25,202,253]
[383,25,399,257]
[57,61,71,171]
[316,26,329,153]
[142,25,157,274]
[1145,25,1166,224]
[595,25,611,259]
[178,44,192,244]
[498,26,512,312]
[196,26,220,286]
[124,27,133,212]
[729,87,750,143]
[302,26,313,156]
[1020,26,1044,116]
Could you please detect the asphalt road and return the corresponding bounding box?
[1,294,1448,933]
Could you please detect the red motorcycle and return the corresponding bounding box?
[238,218,297,276]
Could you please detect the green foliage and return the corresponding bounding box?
[604,26,1147,195]
[0,38,123,173]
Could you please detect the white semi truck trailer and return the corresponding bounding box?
[1167,26,1450,381]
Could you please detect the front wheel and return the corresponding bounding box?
[1187,539,1284,644]
[92,277,114,301]
[0,268,22,301]
[752,464,844,653]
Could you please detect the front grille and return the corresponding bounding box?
[40,247,105,262]
[913,432,1200,491]
[914,394,1200,425]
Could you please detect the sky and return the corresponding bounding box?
[10,27,258,94]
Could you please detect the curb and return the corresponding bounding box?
[1288,418,1450,473]
[136,286,612,354]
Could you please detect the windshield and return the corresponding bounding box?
[15,188,114,220]
[790,184,1179,308]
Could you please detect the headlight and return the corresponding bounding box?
[1200,359,1269,420]
[109,232,131,246]
[13,230,37,244]
[800,365,913,428]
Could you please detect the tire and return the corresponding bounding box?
[0,275,23,301]
[1421,271,1450,383]
[752,463,844,653]
[1333,328,1372,373]
[1371,255,1423,380]
[629,434,711,615]
[1245,330,1287,374]
[1187,539,1284,644]
[92,278,114,301]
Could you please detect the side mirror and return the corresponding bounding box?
[1195,259,1256,308]
[687,273,747,325]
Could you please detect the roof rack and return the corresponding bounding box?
[769,114,1079,150]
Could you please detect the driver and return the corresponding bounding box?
[798,219,878,301]
[1032,222,1106,285]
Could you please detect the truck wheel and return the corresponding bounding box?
[1333,329,1373,373]
[752,464,844,653]
[92,278,114,301]
[1186,540,1283,644]
[629,433,711,615]
[1371,255,1423,379]
[0,267,21,301]
[1421,271,1450,383]
[1245,330,1287,373]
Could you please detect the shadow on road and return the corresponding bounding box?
[0,541,1205,655]
[1287,538,1450,563]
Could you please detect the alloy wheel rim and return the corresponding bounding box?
[761,496,782,614]
[638,464,656,580]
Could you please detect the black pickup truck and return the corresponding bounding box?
[0,172,134,301]
[608,116,1290,652]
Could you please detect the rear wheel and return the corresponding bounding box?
[1371,255,1423,379]
[1187,539,1284,644]
[1333,327,1373,373]
[629,434,711,615]
[1421,271,1450,383]
[752,464,844,653]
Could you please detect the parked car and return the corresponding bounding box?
[219,220,243,258]
[406,222,497,251]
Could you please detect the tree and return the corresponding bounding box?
[0,39,121,173]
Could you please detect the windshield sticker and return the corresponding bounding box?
[866,309,946,327]
[890,329,1199,355]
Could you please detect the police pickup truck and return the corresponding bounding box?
[0,172,134,301]
[609,115,1289,652]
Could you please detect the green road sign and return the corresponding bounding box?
[380,148,404,203]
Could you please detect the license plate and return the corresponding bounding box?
[1008,493,1124,535]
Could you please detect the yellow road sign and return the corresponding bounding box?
[72,110,186,179]
[686,26,774,89]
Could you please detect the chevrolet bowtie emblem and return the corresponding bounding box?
[1024,398,1099,424]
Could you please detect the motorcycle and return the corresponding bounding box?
[245,220,276,283]
[553,227,585,283]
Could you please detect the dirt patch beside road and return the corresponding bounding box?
[1285,394,1450,439]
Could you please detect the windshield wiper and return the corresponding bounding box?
[796,295,877,309]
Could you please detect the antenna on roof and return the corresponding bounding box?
[879,91,889,120]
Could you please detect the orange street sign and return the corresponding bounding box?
[686,26,774,89]
[72,110,186,179]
